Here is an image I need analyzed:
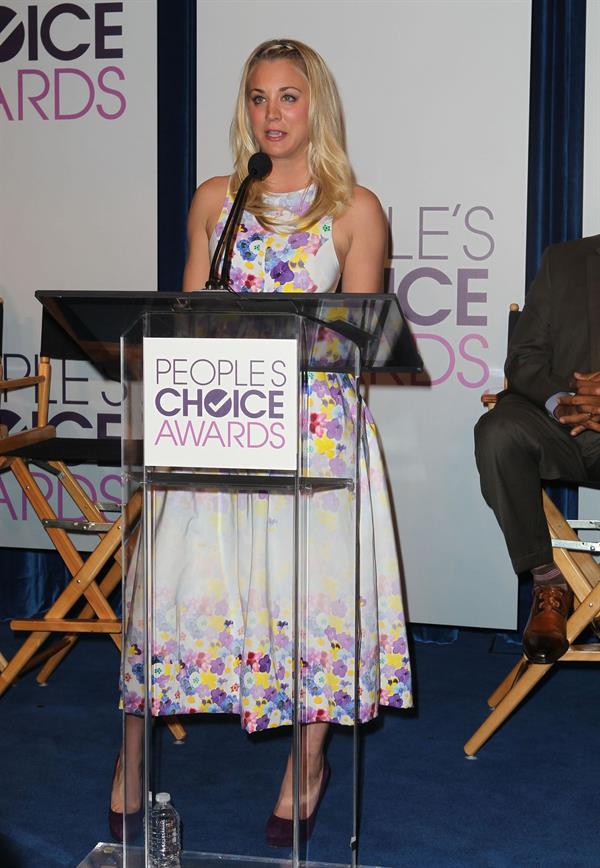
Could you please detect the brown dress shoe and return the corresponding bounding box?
[522,585,573,664]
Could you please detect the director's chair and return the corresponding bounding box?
[464,304,600,755]
[0,299,185,741]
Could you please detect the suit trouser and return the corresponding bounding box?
[474,393,600,574]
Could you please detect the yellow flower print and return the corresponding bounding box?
[254,671,269,688]
[209,615,225,630]
[315,436,335,459]
[200,671,217,689]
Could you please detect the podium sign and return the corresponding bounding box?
[142,336,298,470]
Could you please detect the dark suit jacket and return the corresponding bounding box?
[505,234,600,409]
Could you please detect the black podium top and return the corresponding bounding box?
[36,290,423,380]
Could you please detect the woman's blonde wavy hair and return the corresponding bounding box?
[230,38,355,230]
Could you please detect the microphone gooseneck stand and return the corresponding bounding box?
[205,152,272,292]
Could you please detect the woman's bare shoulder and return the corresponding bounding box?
[335,185,386,239]
[188,175,230,221]
[187,175,231,239]
[348,184,385,218]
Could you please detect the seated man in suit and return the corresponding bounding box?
[474,236,600,663]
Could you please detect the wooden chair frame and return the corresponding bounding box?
[464,304,600,755]
[0,301,185,741]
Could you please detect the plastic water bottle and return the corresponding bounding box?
[149,792,181,868]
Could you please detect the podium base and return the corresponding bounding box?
[77,843,390,868]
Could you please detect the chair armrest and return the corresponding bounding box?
[481,392,499,409]
[0,375,45,392]
[0,425,56,455]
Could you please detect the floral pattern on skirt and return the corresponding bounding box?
[122,372,412,732]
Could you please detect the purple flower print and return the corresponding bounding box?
[270,259,294,285]
[229,265,245,288]
[279,696,293,713]
[392,637,407,655]
[333,660,348,677]
[265,687,278,702]
[331,598,347,617]
[218,630,233,648]
[325,418,343,440]
[288,231,309,249]
[336,631,355,652]
[211,688,228,706]
[258,654,271,672]
[329,456,347,477]
[311,378,330,398]
[334,689,353,710]
[157,639,177,657]
[395,665,410,685]
[210,658,225,675]
[256,714,271,731]
[294,269,317,292]
[387,694,405,708]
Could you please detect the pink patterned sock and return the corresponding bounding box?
[531,562,567,589]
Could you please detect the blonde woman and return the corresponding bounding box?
[111,39,412,849]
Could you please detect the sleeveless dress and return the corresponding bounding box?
[121,186,412,731]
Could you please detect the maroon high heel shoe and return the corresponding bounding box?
[266,759,331,848]
[108,753,143,843]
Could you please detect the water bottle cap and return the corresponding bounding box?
[155,792,171,804]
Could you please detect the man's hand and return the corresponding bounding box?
[556,372,600,435]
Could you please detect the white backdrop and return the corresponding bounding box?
[0,0,157,547]
[196,0,531,628]
[580,0,600,522]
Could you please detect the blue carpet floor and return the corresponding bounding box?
[0,622,598,868]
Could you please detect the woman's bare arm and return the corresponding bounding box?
[335,186,387,294]
[182,176,229,292]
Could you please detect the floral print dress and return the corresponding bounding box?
[121,185,412,731]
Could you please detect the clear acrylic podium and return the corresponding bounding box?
[36,291,421,868]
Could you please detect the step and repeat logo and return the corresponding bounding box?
[0,1,126,120]
[383,202,497,390]
[143,338,299,471]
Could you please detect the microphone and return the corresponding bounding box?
[205,152,272,291]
